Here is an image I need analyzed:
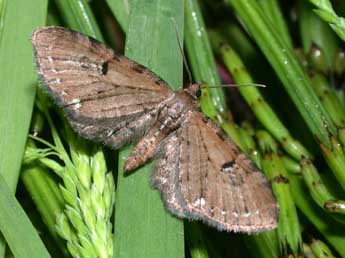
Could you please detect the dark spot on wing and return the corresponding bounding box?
[201,116,209,123]
[88,36,102,48]
[97,90,105,94]
[210,206,215,216]
[216,130,226,141]
[101,61,108,75]
[222,161,235,170]
[155,78,165,85]
[81,63,89,69]
[132,63,146,74]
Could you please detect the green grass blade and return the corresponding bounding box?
[257,0,292,47]
[290,174,345,256]
[214,40,310,160]
[308,0,345,42]
[242,231,279,258]
[0,0,47,256]
[0,0,47,196]
[21,164,65,244]
[310,73,345,127]
[310,239,336,258]
[229,0,335,147]
[297,0,339,68]
[184,0,225,111]
[187,223,209,258]
[185,0,244,149]
[0,174,51,258]
[53,0,103,41]
[114,1,185,258]
[105,0,129,32]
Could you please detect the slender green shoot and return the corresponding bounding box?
[257,130,302,256]
[309,0,345,42]
[211,37,310,160]
[185,0,244,149]
[228,0,336,147]
[310,238,336,258]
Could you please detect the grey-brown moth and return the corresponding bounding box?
[31,26,279,232]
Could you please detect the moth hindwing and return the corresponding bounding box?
[32,26,279,233]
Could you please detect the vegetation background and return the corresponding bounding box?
[1,0,345,257]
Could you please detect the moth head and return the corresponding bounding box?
[184,83,202,99]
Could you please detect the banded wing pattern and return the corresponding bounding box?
[153,111,278,232]
[32,27,174,148]
[32,26,278,232]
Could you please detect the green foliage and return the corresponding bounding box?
[309,0,345,41]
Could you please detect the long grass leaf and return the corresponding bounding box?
[105,0,129,32]
[0,174,51,258]
[0,0,47,256]
[229,0,335,146]
[53,0,103,41]
[114,1,185,258]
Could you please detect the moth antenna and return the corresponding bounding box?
[201,83,267,89]
[170,17,193,84]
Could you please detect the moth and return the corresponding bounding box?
[32,26,279,232]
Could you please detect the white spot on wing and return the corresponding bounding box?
[51,78,61,84]
[243,212,251,218]
[70,98,81,104]
[106,130,114,137]
[193,198,206,207]
[69,98,82,108]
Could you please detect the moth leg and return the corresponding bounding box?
[124,115,176,172]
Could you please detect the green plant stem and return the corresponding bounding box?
[289,174,345,256]
[303,243,315,258]
[187,223,209,258]
[257,0,292,47]
[242,232,279,258]
[308,0,345,42]
[105,0,129,32]
[282,157,301,174]
[237,126,262,169]
[257,131,302,255]
[53,0,103,41]
[297,0,339,67]
[324,200,345,215]
[212,39,310,160]
[310,239,335,258]
[300,158,342,211]
[320,136,345,191]
[184,0,244,149]
[228,0,336,147]
[310,72,345,127]
[21,164,65,245]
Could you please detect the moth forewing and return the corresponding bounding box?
[32,26,279,233]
